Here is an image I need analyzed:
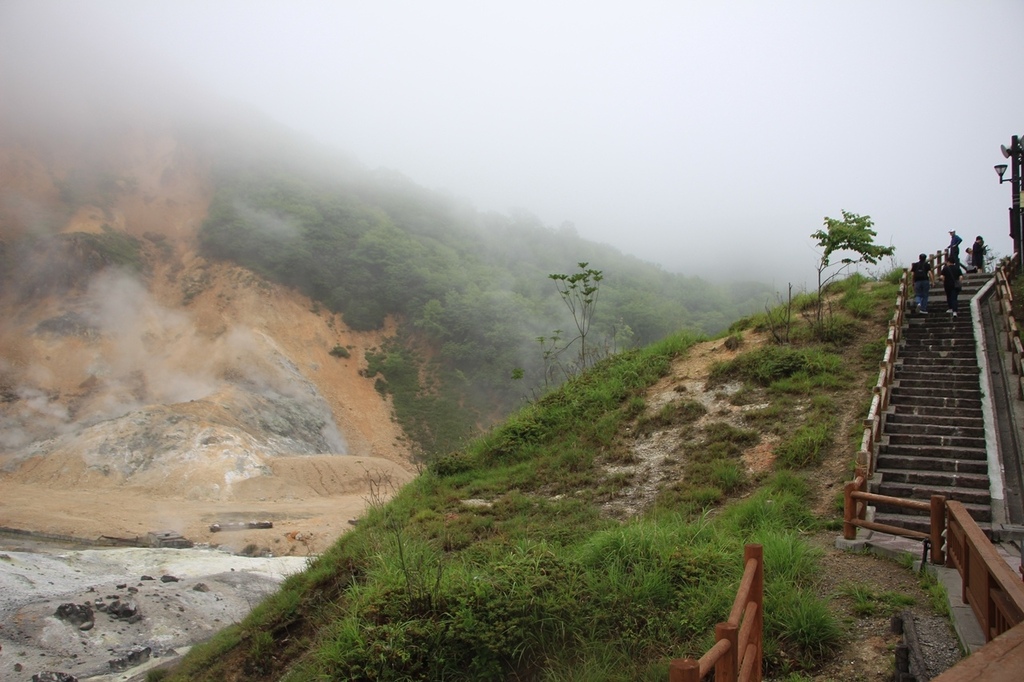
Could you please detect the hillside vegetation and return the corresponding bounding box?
[196,156,774,458]
[158,270,951,681]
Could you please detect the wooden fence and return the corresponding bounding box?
[945,500,1024,641]
[842,480,946,564]
[993,259,1024,399]
[668,544,763,682]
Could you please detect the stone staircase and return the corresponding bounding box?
[872,273,993,534]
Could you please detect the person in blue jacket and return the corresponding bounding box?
[948,230,963,267]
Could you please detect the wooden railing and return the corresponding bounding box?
[945,501,1024,642]
[993,259,1024,400]
[855,268,912,478]
[926,253,1024,682]
[668,544,763,682]
[842,472,946,564]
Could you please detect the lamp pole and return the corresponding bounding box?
[995,135,1023,273]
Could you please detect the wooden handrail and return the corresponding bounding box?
[945,501,1024,642]
[669,544,763,682]
[842,476,945,564]
[993,260,1024,400]
[851,269,910,479]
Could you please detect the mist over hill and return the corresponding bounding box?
[1,63,776,461]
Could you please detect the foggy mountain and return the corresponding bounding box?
[0,108,419,551]
[0,54,773,551]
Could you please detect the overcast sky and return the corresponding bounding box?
[3,1,1023,287]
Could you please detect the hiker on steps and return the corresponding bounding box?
[947,230,964,266]
[968,235,986,273]
[940,255,964,318]
[910,253,933,314]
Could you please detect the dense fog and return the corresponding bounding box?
[2,1,1023,287]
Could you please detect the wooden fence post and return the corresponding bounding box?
[747,544,764,682]
[668,658,699,682]
[843,480,858,540]
[714,622,738,682]
[930,495,946,564]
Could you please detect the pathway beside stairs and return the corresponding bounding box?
[872,272,994,535]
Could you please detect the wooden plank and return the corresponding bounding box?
[850,518,929,541]
[850,490,932,513]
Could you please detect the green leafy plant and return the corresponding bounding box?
[549,262,604,375]
[810,211,895,338]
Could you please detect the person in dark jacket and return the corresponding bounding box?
[940,255,964,317]
[970,235,986,272]
[910,253,933,314]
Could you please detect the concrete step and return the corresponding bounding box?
[901,364,978,374]
[897,374,979,387]
[897,382,983,399]
[884,409,987,425]
[877,443,988,461]
[904,327,975,337]
[875,481,991,507]
[904,321,974,330]
[873,468,990,489]
[897,356,978,369]
[902,341,977,353]
[890,385,982,401]
[884,422,986,440]
[885,432,986,449]
[899,352,978,363]
[873,510,992,535]
[889,396,982,412]
[897,377,980,391]
[874,453,988,475]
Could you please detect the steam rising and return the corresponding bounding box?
[0,269,347,476]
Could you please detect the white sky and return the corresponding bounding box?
[3,1,1023,288]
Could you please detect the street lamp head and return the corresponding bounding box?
[996,164,1009,182]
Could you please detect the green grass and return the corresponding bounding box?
[776,421,834,468]
[839,583,915,617]
[162,273,908,681]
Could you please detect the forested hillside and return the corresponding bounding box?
[198,147,774,458]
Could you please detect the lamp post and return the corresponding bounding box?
[995,134,1023,273]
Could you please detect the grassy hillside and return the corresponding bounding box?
[196,158,775,458]
[156,270,950,681]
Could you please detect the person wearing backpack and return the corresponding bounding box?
[910,253,933,314]
[940,255,964,317]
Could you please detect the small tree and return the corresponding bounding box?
[811,211,894,335]
[549,262,603,373]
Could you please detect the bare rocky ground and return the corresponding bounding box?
[0,541,308,682]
